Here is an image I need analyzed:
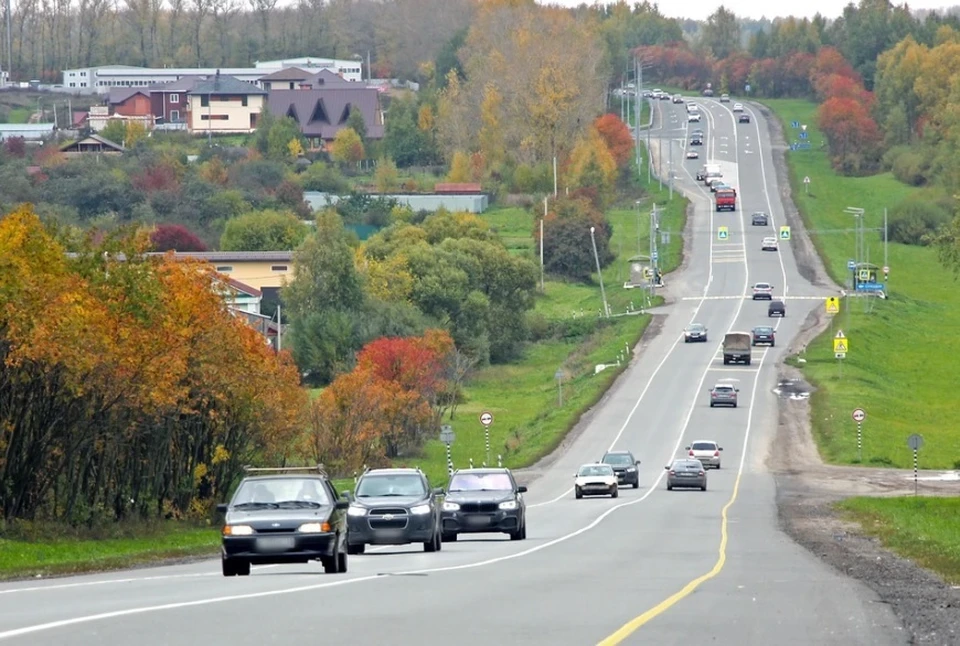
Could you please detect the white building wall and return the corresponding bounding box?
[187,94,266,134]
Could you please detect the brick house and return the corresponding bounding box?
[150,76,205,127]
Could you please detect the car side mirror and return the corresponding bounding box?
[635,460,641,465]
[334,500,350,511]
[664,465,670,470]
[684,446,691,450]
[518,486,528,493]
[719,447,724,451]
[216,503,228,513]
[735,388,740,392]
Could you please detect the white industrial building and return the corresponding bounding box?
[61,58,364,94]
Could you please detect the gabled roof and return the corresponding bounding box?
[152,251,294,262]
[60,134,124,153]
[301,69,354,88]
[258,67,313,82]
[266,87,384,140]
[188,75,267,96]
[150,76,207,93]
[222,277,263,298]
[108,87,150,105]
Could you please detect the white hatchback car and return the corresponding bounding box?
[688,113,701,122]
[686,440,723,469]
[574,463,618,499]
[686,150,699,159]
[761,237,778,251]
[732,102,744,112]
[752,282,774,300]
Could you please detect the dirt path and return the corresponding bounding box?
[762,105,960,644]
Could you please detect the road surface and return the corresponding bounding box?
[0,98,907,645]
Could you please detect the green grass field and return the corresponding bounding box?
[382,152,688,487]
[0,524,219,579]
[763,99,960,469]
[837,496,960,584]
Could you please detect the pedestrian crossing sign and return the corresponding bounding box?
[779,226,791,240]
[718,226,729,240]
[833,338,848,353]
[825,297,840,314]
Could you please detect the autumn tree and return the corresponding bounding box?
[446,151,472,182]
[593,114,634,168]
[564,129,618,208]
[125,121,148,147]
[151,223,208,251]
[534,196,613,282]
[374,157,400,193]
[818,96,881,172]
[478,83,506,170]
[220,209,308,251]
[329,127,365,164]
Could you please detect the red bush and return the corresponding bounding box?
[150,224,208,252]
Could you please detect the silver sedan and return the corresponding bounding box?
[665,459,707,491]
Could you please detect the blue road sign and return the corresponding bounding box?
[791,121,800,128]
[799,132,808,139]
[847,260,856,270]
[790,143,798,151]
[652,250,659,261]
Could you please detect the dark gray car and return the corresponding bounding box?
[684,323,708,343]
[665,459,707,491]
[752,326,775,346]
[345,468,443,554]
[751,212,769,226]
[441,468,527,541]
[768,300,785,317]
[600,450,641,488]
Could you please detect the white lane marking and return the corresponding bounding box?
[680,295,822,301]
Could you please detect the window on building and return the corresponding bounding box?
[216,266,234,272]
[241,96,248,107]
[200,114,228,120]
[271,265,288,272]
[201,95,209,107]
[170,93,179,103]
[170,110,180,122]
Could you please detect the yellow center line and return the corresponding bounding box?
[596,467,745,645]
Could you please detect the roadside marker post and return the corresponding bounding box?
[440,425,455,476]
[907,434,924,497]
[852,408,865,462]
[479,411,493,466]
[717,226,729,240]
[555,369,565,407]
[834,330,848,377]
[779,226,791,240]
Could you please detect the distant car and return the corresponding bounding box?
[709,384,739,408]
[732,102,744,112]
[686,150,699,159]
[686,440,723,469]
[761,237,779,251]
[574,463,618,499]
[690,136,703,146]
[688,113,701,122]
[752,282,774,300]
[696,167,706,181]
[218,466,350,577]
[684,323,708,343]
[441,468,527,541]
[719,94,730,103]
[751,212,769,226]
[768,300,786,317]
[709,179,726,192]
[665,459,707,491]
[600,450,641,488]
[660,92,671,101]
[702,88,714,97]
[752,325,775,346]
[691,128,704,137]
[739,113,751,123]
[672,94,684,103]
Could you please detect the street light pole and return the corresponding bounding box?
[590,226,610,318]
[668,139,673,200]
[635,199,642,255]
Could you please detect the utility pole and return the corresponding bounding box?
[275,303,282,351]
[590,226,610,318]
[4,0,11,85]
[649,204,659,297]
[668,139,673,201]
[540,197,546,292]
[635,199,642,255]
[657,128,663,190]
[883,207,888,273]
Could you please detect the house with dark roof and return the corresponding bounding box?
[60,134,125,157]
[186,73,268,135]
[265,74,384,146]
[150,75,206,127]
[258,67,316,91]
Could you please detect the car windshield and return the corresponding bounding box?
[755,283,771,289]
[714,386,733,392]
[356,474,426,497]
[602,453,634,466]
[688,324,704,331]
[673,460,700,469]
[755,327,773,333]
[692,442,716,451]
[448,472,513,492]
[232,478,330,507]
[579,465,614,477]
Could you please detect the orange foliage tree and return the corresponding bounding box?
[593,114,634,168]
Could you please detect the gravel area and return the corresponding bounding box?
[762,104,960,645]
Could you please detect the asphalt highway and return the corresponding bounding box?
[0,99,909,645]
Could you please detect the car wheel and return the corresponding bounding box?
[633,480,640,489]
[575,486,583,499]
[221,556,236,577]
[424,529,440,553]
[235,559,250,576]
[733,403,737,408]
[347,542,365,555]
[716,463,721,470]
[337,549,348,573]
[611,486,618,499]
[441,532,457,542]
[667,484,673,491]
[701,484,707,491]
[771,341,775,347]
[509,525,524,540]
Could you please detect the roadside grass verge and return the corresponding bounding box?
[385,150,688,488]
[0,523,219,580]
[763,98,960,469]
[836,496,960,584]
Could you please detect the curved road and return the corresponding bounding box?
[0,100,907,645]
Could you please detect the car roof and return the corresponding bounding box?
[753,325,774,330]
[691,439,718,444]
[713,383,734,389]
[362,468,423,476]
[453,468,510,475]
[239,474,329,483]
[755,282,771,286]
[604,450,634,456]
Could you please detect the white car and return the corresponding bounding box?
[686,440,723,469]
[686,150,699,159]
[574,463,618,499]
[761,237,778,251]
[752,282,774,300]
[732,102,744,112]
[688,113,701,123]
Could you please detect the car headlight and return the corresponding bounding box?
[298,522,331,533]
[626,467,636,472]
[442,501,460,511]
[347,505,368,517]
[223,524,253,536]
[409,504,432,515]
[498,500,518,510]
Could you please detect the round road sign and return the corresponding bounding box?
[907,434,924,451]
[480,411,493,426]
[852,408,865,422]
[883,266,890,274]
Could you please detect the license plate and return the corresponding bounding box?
[255,536,296,552]
[464,515,490,526]
[679,473,696,477]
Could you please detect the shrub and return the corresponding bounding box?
[886,146,928,186]
[887,194,953,246]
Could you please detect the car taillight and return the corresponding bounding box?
[688,450,694,456]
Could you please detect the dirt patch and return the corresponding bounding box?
[763,103,960,644]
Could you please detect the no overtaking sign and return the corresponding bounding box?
[852,408,865,422]
[480,412,493,426]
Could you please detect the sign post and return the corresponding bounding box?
[440,425,455,475]
[479,411,493,466]
[852,408,865,462]
[555,369,565,406]
[833,330,848,377]
[803,176,811,194]
[907,434,924,496]
[717,226,729,240]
